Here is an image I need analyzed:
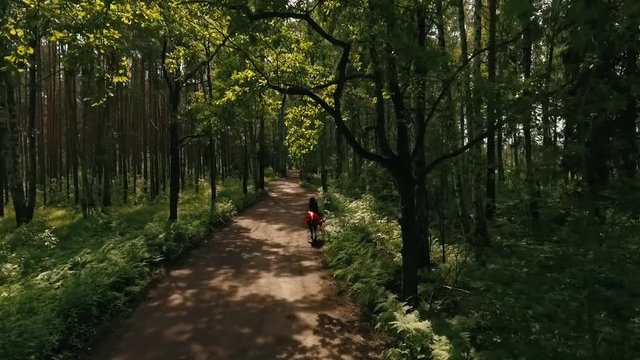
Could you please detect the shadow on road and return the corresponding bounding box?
[91,177,380,360]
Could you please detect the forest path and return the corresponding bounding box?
[92,176,381,360]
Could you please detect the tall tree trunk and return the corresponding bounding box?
[485,0,497,221]
[25,36,39,222]
[3,75,28,226]
[471,0,489,244]
[455,0,473,239]
[242,124,249,195]
[142,61,149,198]
[101,57,114,208]
[542,37,556,151]
[523,5,540,221]
[335,128,344,178]
[278,94,287,177]
[205,60,217,205]
[80,67,94,218]
[64,68,79,205]
[320,126,328,192]
[397,171,419,300]
[0,153,4,218]
[415,4,431,269]
[384,0,421,296]
[620,47,638,178]
[258,94,266,190]
[168,87,181,221]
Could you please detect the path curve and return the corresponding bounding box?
[92,177,381,360]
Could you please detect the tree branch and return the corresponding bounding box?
[231,5,349,48]
[221,7,392,167]
[179,134,207,147]
[412,31,523,159]
[424,116,511,174]
[183,35,229,82]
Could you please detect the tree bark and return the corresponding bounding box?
[523,5,540,221]
[471,0,489,244]
[80,67,94,218]
[415,4,431,269]
[620,47,638,178]
[168,86,181,221]
[3,75,28,226]
[25,36,39,222]
[485,0,497,220]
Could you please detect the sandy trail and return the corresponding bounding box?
[92,177,381,360]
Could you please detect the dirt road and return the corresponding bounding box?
[92,177,381,360]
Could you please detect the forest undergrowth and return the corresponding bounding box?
[0,178,270,360]
[318,172,640,360]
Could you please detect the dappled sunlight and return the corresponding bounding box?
[93,177,380,360]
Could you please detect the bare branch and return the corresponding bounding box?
[424,116,511,174]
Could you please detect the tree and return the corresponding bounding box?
[223,1,513,299]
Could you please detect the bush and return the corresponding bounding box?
[323,192,460,359]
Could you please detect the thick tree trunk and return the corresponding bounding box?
[3,76,28,226]
[384,1,422,295]
[397,172,419,300]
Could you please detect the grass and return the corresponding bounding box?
[0,177,270,360]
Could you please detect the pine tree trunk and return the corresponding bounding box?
[620,47,638,178]
[258,95,266,190]
[80,67,94,218]
[485,0,497,221]
[168,86,181,221]
[25,36,39,222]
[64,68,80,205]
[523,8,540,221]
[242,124,249,195]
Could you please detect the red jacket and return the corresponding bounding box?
[304,211,324,225]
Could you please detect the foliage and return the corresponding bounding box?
[0,180,267,360]
[323,191,458,359]
[323,175,640,359]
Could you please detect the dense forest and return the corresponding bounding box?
[1,0,639,359]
